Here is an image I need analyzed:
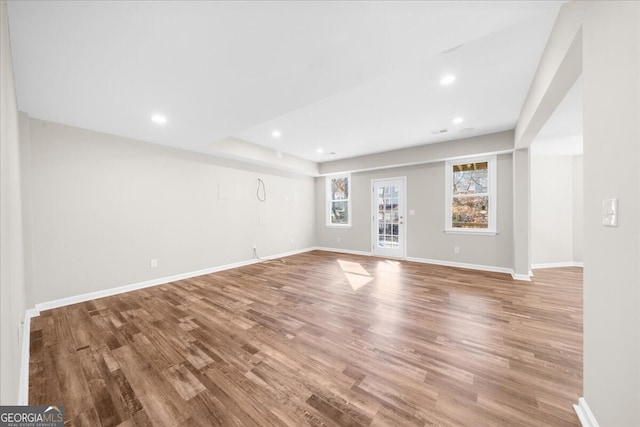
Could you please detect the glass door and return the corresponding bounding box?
[372,178,405,258]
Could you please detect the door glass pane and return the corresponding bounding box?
[377,185,399,248]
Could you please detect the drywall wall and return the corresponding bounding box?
[316,153,514,270]
[515,1,583,149]
[0,0,27,404]
[26,118,316,304]
[581,2,640,425]
[520,2,639,423]
[207,136,319,176]
[512,148,530,278]
[18,112,35,309]
[531,154,575,265]
[572,155,583,263]
[319,130,514,175]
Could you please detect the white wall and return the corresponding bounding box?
[10,4,638,423]
[582,2,640,425]
[0,0,27,404]
[316,151,514,271]
[531,154,583,266]
[25,118,316,304]
[572,155,583,263]
[512,148,531,278]
[522,2,640,425]
[320,130,513,175]
[514,1,583,149]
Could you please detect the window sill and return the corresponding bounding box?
[326,224,352,229]
[444,229,497,236]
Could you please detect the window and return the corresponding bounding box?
[445,156,496,234]
[326,174,351,227]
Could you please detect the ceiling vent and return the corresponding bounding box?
[431,129,448,135]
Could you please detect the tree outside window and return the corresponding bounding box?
[445,157,496,233]
[327,174,351,227]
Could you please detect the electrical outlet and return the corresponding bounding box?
[150,259,158,268]
[290,238,294,247]
[253,244,256,250]
[454,246,460,254]
[337,237,341,243]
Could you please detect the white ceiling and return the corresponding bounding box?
[8,1,564,166]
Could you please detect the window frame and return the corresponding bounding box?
[326,174,352,228]
[444,155,497,235]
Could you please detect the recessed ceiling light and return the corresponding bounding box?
[316,148,324,154]
[452,117,464,124]
[271,130,281,138]
[151,114,167,124]
[440,74,456,85]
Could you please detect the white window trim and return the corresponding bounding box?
[326,173,352,228]
[444,156,497,235]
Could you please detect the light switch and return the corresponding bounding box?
[409,210,416,216]
[602,198,618,227]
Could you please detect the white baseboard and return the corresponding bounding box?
[261,247,317,261]
[315,250,532,281]
[532,261,584,269]
[574,397,600,427]
[17,309,37,405]
[510,272,532,282]
[32,247,316,315]
[17,246,534,404]
[34,260,252,314]
[314,246,372,257]
[19,246,317,405]
[405,256,515,276]
[318,250,531,281]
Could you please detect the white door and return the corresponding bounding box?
[372,178,406,258]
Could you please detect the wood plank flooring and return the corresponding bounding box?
[29,250,582,426]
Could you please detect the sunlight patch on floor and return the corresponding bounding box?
[337,260,373,291]
[343,272,373,291]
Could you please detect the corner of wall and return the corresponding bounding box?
[1,0,29,404]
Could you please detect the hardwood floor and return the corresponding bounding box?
[29,251,582,426]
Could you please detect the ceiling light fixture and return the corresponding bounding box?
[151,114,167,124]
[452,117,464,124]
[440,74,456,85]
[271,130,281,138]
[316,148,324,154]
